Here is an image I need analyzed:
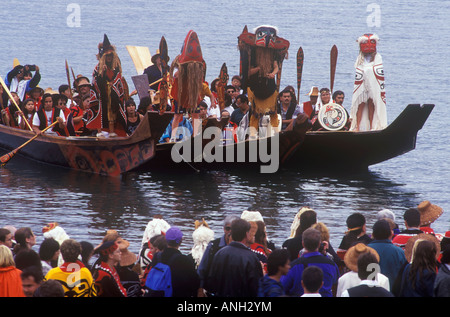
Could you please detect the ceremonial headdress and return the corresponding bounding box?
[417,200,443,226]
[178,30,204,64]
[96,240,118,257]
[357,33,379,54]
[98,34,115,58]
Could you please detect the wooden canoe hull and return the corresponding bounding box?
[141,104,434,173]
[0,111,173,176]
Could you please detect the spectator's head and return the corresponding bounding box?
[372,219,392,240]
[302,228,322,252]
[346,213,366,236]
[230,218,251,243]
[0,245,15,268]
[33,279,65,297]
[39,238,60,262]
[60,239,81,263]
[165,227,183,248]
[21,266,43,297]
[301,266,324,293]
[404,208,421,228]
[267,248,290,276]
[357,252,380,280]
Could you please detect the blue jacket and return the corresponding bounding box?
[159,117,193,143]
[258,275,286,297]
[281,251,339,297]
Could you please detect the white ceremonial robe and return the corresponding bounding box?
[350,53,387,131]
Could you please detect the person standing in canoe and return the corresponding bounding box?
[92,34,129,137]
[350,33,387,131]
[169,30,207,139]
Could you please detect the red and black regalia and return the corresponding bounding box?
[169,30,206,114]
[238,25,289,135]
[92,34,129,136]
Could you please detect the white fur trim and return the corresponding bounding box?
[241,210,264,222]
[253,25,279,35]
[141,218,171,246]
[191,225,215,267]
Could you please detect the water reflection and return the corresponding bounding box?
[0,152,424,254]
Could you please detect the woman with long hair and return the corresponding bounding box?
[397,238,438,297]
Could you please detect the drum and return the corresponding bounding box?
[317,103,348,131]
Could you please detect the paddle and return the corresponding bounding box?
[0,75,33,131]
[330,45,338,93]
[65,60,74,106]
[296,46,304,105]
[0,121,58,167]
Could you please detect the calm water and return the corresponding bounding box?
[0,1,449,254]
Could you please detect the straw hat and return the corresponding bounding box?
[404,233,441,263]
[305,86,319,96]
[344,243,380,272]
[44,87,58,95]
[417,201,443,226]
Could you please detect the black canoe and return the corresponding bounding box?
[0,111,173,176]
[140,104,434,173]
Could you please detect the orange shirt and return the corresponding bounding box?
[0,267,25,297]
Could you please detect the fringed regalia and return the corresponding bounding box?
[91,34,129,136]
[238,25,290,134]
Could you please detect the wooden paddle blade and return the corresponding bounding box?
[330,45,338,93]
[159,36,169,69]
[296,47,304,104]
[0,149,18,167]
[126,45,152,74]
[217,63,229,110]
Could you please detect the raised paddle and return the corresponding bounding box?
[65,60,74,106]
[0,121,59,167]
[296,46,304,105]
[330,45,338,93]
[0,75,33,131]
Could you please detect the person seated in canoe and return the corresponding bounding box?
[277,87,301,131]
[310,87,331,131]
[31,92,67,136]
[66,93,95,137]
[1,91,21,128]
[159,115,193,143]
[125,98,143,136]
[54,93,70,120]
[17,98,36,130]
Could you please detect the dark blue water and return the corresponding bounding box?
[0,1,449,254]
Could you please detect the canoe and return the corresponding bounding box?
[0,111,173,177]
[139,104,434,173]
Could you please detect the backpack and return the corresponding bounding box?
[144,252,178,297]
